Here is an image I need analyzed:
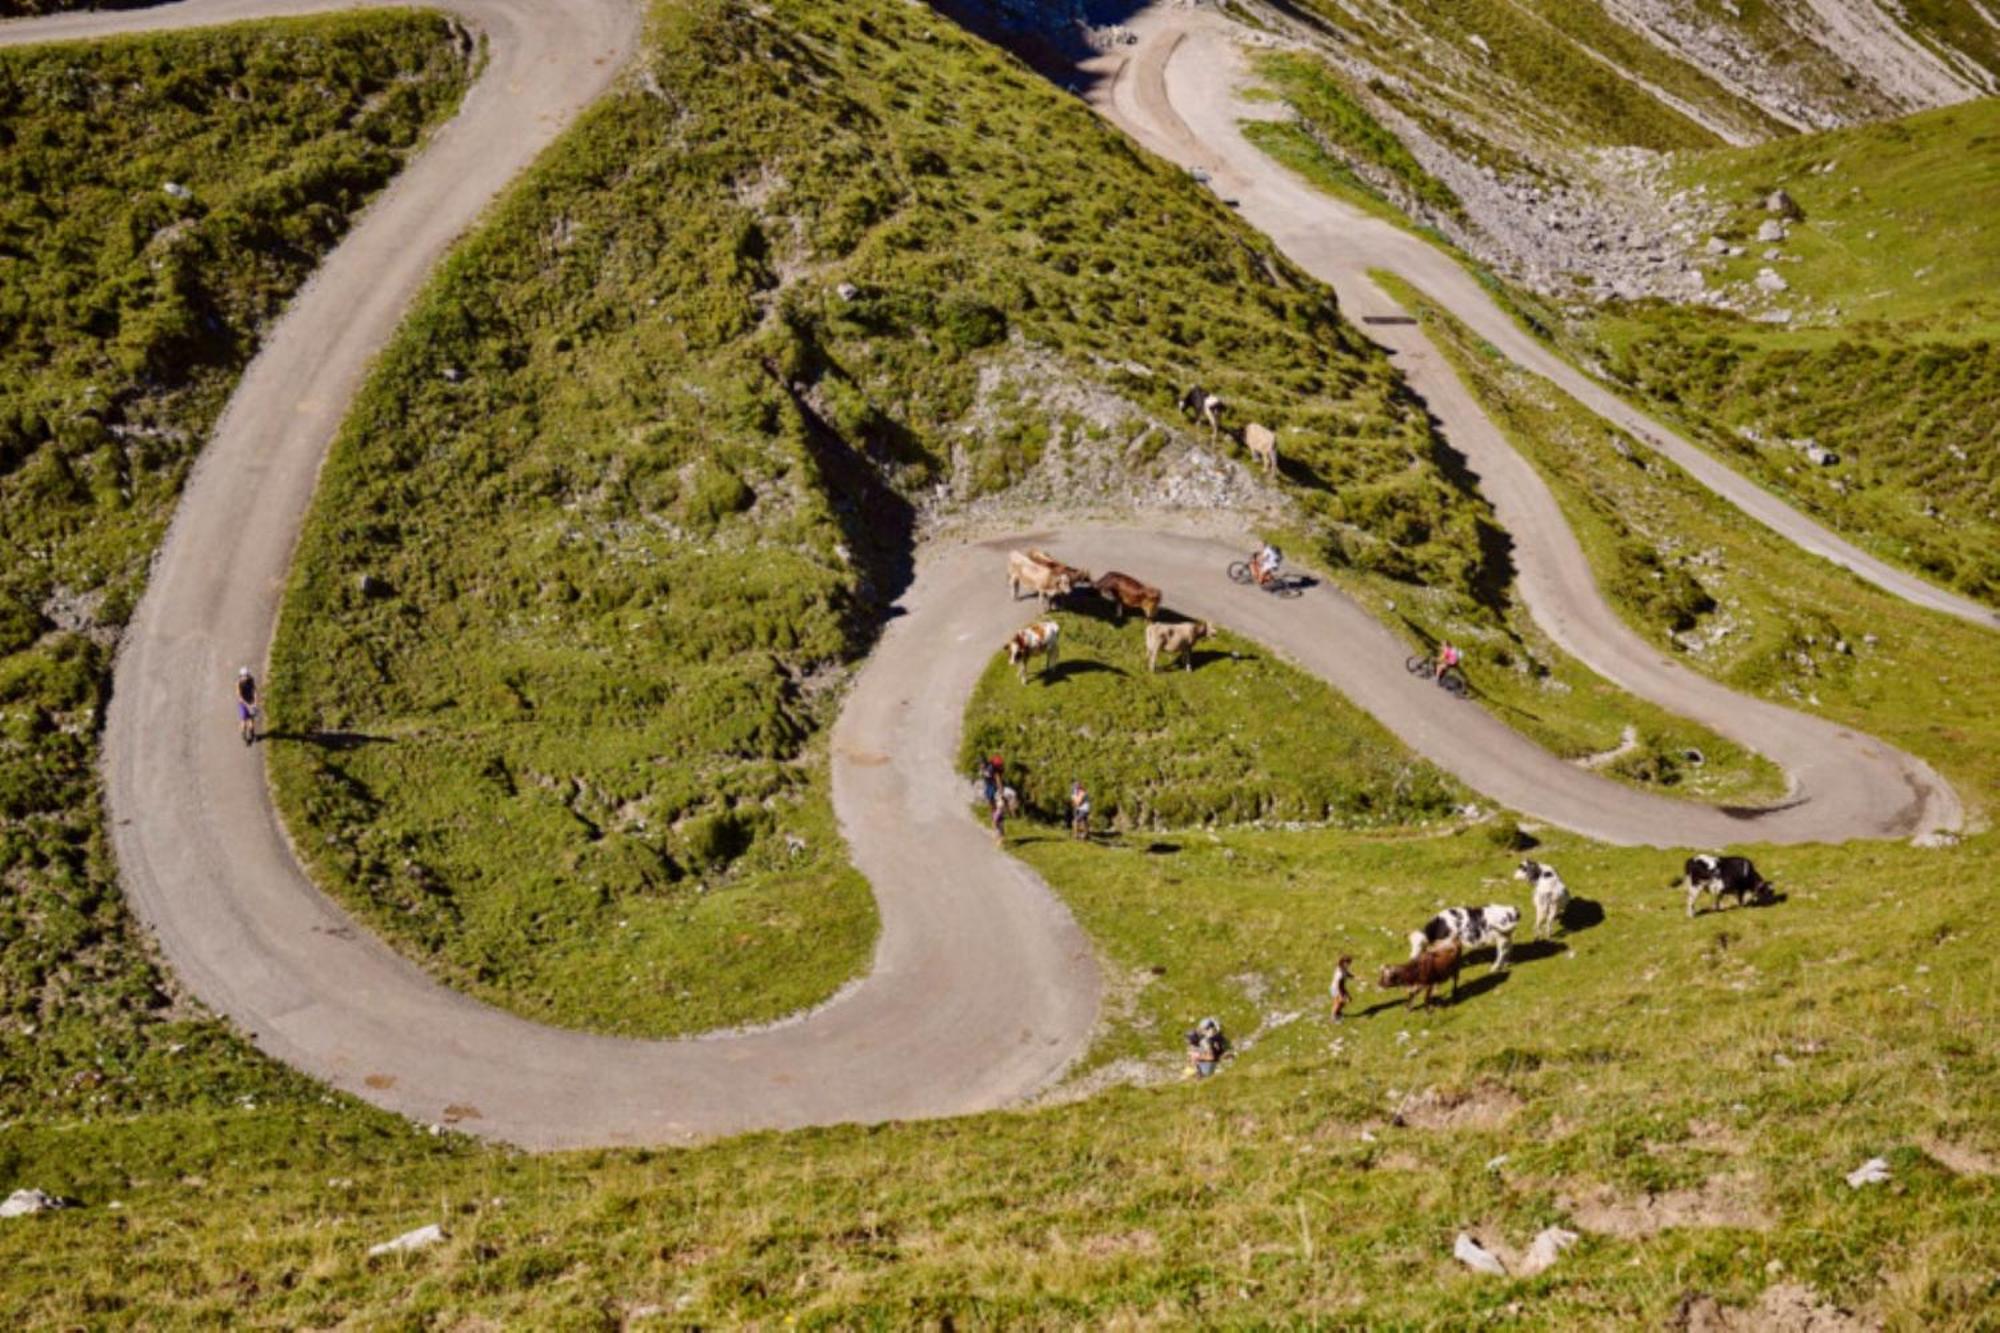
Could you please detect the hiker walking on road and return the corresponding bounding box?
[235,666,259,746]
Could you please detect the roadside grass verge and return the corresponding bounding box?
[960,610,1465,831]
[266,0,1502,1038]
[1583,98,2000,606]
[0,12,471,1122]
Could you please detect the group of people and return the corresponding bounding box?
[978,754,1091,844]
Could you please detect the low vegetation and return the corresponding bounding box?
[961,612,1465,831]
[0,12,470,1121]
[1585,98,2000,604]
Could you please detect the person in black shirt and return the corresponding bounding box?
[235,666,259,746]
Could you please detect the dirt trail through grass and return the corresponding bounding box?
[1081,6,2000,634]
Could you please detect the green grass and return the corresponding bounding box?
[961,611,1466,831]
[0,12,471,1123]
[1581,99,2000,605]
[264,0,1505,1039]
[3,4,1998,1325]
[1246,52,1462,221]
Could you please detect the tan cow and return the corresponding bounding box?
[1027,548,1091,588]
[1008,549,1083,606]
[1244,422,1278,476]
[1145,620,1211,673]
[1006,620,1061,683]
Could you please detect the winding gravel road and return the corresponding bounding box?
[0,0,1962,1149]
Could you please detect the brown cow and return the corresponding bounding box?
[1144,620,1211,673]
[1006,620,1061,684]
[1027,548,1091,588]
[1377,942,1462,1010]
[1008,549,1077,607]
[1094,570,1162,622]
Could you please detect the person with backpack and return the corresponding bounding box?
[1184,1016,1229,1078]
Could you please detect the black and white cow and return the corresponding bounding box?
[1409,904,1521,971]
[1683,854,1771,918]
[1515,859,1570,940]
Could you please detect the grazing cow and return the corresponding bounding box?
[1243,422,1278,476]
[1178,384,1224,439]
[1378,942,1463,1010]
[1515,859,1570,940]
[1006,620,1061,684]
[1094,570,1162,622]
[1027,549,1092,595]
[1410,904,1520,971]
[1683,854,1770,918]
[1145,619,1211,673]
[1008,549,1079,607]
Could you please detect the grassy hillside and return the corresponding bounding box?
[1585,99,2000,604]
[0,13,470,1120]
[264,0,1504,1039]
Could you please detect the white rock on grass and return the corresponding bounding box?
[1755,268,1790,293]
[1454,1232,1508,1276]
[1845,1157,1892,1188]
[162,182,193,201]
[1518,1226,1579,1277]
[1,1189,69,1218]
[1757,219,1788,243]
[368,1222,447,1257]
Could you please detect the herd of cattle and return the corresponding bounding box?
[1003,548,1210,679]
[1374,853,1774,1010]
[991,546,1782,1017]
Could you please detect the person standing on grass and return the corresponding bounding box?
[235,666,259,746]
[979,753,1004,806]
[1184,1016,1229,1079]
[990,788,1008,846]
[1069,780,1091,840]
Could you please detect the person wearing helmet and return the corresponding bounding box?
[1184,1016,1229,1078]
[235,666,259,745]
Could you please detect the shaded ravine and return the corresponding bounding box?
[0,1,1959,1151]
[1082,7,2000,634]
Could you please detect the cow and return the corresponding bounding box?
[1682,854,1771,918]
[1094,570,1162,622]
[1410,904,1520,971]
[1378,942,1463,1010]
[1006,620,1061,684]
[1145,619,1211,673]
[1178,384,1224,439]
[1515,859,1570,940]
[1027,548,1091,587]
[1008,549,1079,607]
[1243,421,1278,476]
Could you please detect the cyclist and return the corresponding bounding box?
[1251,542,1283,588]
[1433,641,1462,689]
[235,666,259,745]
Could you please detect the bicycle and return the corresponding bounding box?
[1405,654,1469,697]
[1226,559,1303,598]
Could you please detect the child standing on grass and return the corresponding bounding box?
[1330,956,1354,1022]
[1069,781,1090,840]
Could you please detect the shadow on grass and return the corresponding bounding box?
[262,730,394,752]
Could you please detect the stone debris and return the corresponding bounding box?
[1518,1226,1579,1278]
[1756,219,1788,243]
[1755,268,1790,293]
[1765,189,1800,218]
[162,181,193,201]
[368,1222,447,1256]
[0,1189,72,1219]
[1844,1157,1891,1188]
[1454,1232,1508,1276]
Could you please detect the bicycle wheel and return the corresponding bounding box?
[1405,655,1435,678]
[1226,560,1253,585]
[1440,667,1470,697]
[1269,577,1304,599]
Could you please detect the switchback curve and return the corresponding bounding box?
[0,0,1960,1150]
